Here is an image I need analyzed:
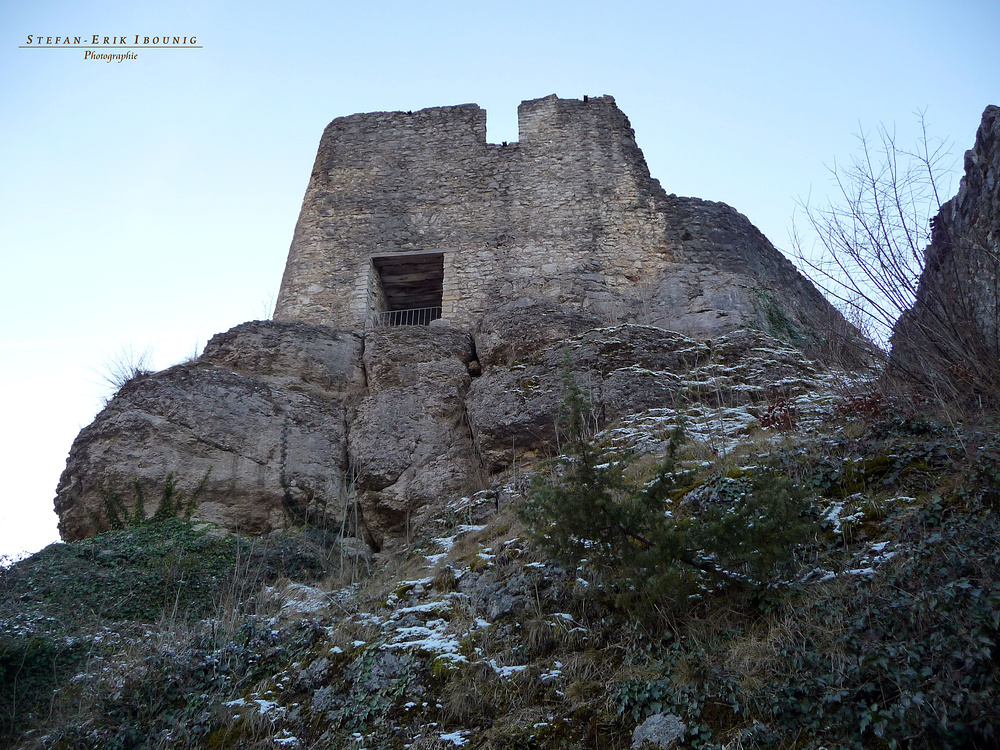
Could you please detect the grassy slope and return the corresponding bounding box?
[2,393,999,750]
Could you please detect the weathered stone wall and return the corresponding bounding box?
[274,95,846,351]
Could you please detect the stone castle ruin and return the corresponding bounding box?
[275,95,845,344]
[54,95,857,548]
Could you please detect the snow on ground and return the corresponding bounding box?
[489,659,529,677]
[384,617,468,664]
[265,583,331,618]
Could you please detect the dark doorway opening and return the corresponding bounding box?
[368,252,444,327]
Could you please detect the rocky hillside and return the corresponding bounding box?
[54,95,873,565]
[5,343,1000,748]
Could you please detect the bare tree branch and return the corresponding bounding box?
[791,112,952,354]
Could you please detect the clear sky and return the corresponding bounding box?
[1,0,998,560]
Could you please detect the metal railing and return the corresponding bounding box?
[367,306,442,328]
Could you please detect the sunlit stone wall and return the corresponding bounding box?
[274,95,842,346]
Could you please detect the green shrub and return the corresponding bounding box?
[612,490,1000,749]
[519,370,810,600]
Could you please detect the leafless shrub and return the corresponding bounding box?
[791,111,952,354]
[791,111,1000,405]
[833,389,889,422]
[757,396,796,431]
[258,289,278,321]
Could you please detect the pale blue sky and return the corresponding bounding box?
[1,0,997,559]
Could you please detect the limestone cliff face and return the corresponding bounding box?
[890,105,1000,398]
[55,313,829,547]
[468,302,824,471]
[347,326,479,544]
[55,323,364,542]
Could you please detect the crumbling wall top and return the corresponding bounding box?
[314,103,488,170]
[517,94,623,142]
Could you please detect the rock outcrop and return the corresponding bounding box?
[348,325,479,546]
[469,313,823,471]
[890,105,1000,399]
[55,314,831,545]
[633,713,687,749]
[55,322,364,542]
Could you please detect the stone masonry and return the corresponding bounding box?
[275,95,848,352]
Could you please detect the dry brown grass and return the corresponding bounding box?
[406,737,456,750]
[560,649,607,687]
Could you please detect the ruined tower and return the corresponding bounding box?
[274,95,844,347]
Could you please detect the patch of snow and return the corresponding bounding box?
[384,617,467,663]
[252,698,285,718]
[822,501,865,534]
[439,731,469,746]
[350,612,383,626]
[399,577,435,588]
[489,659,529,677]
[432,536,457,552]
[800,568,837,583]
[392,597,459,619]
[540,666,563,682]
